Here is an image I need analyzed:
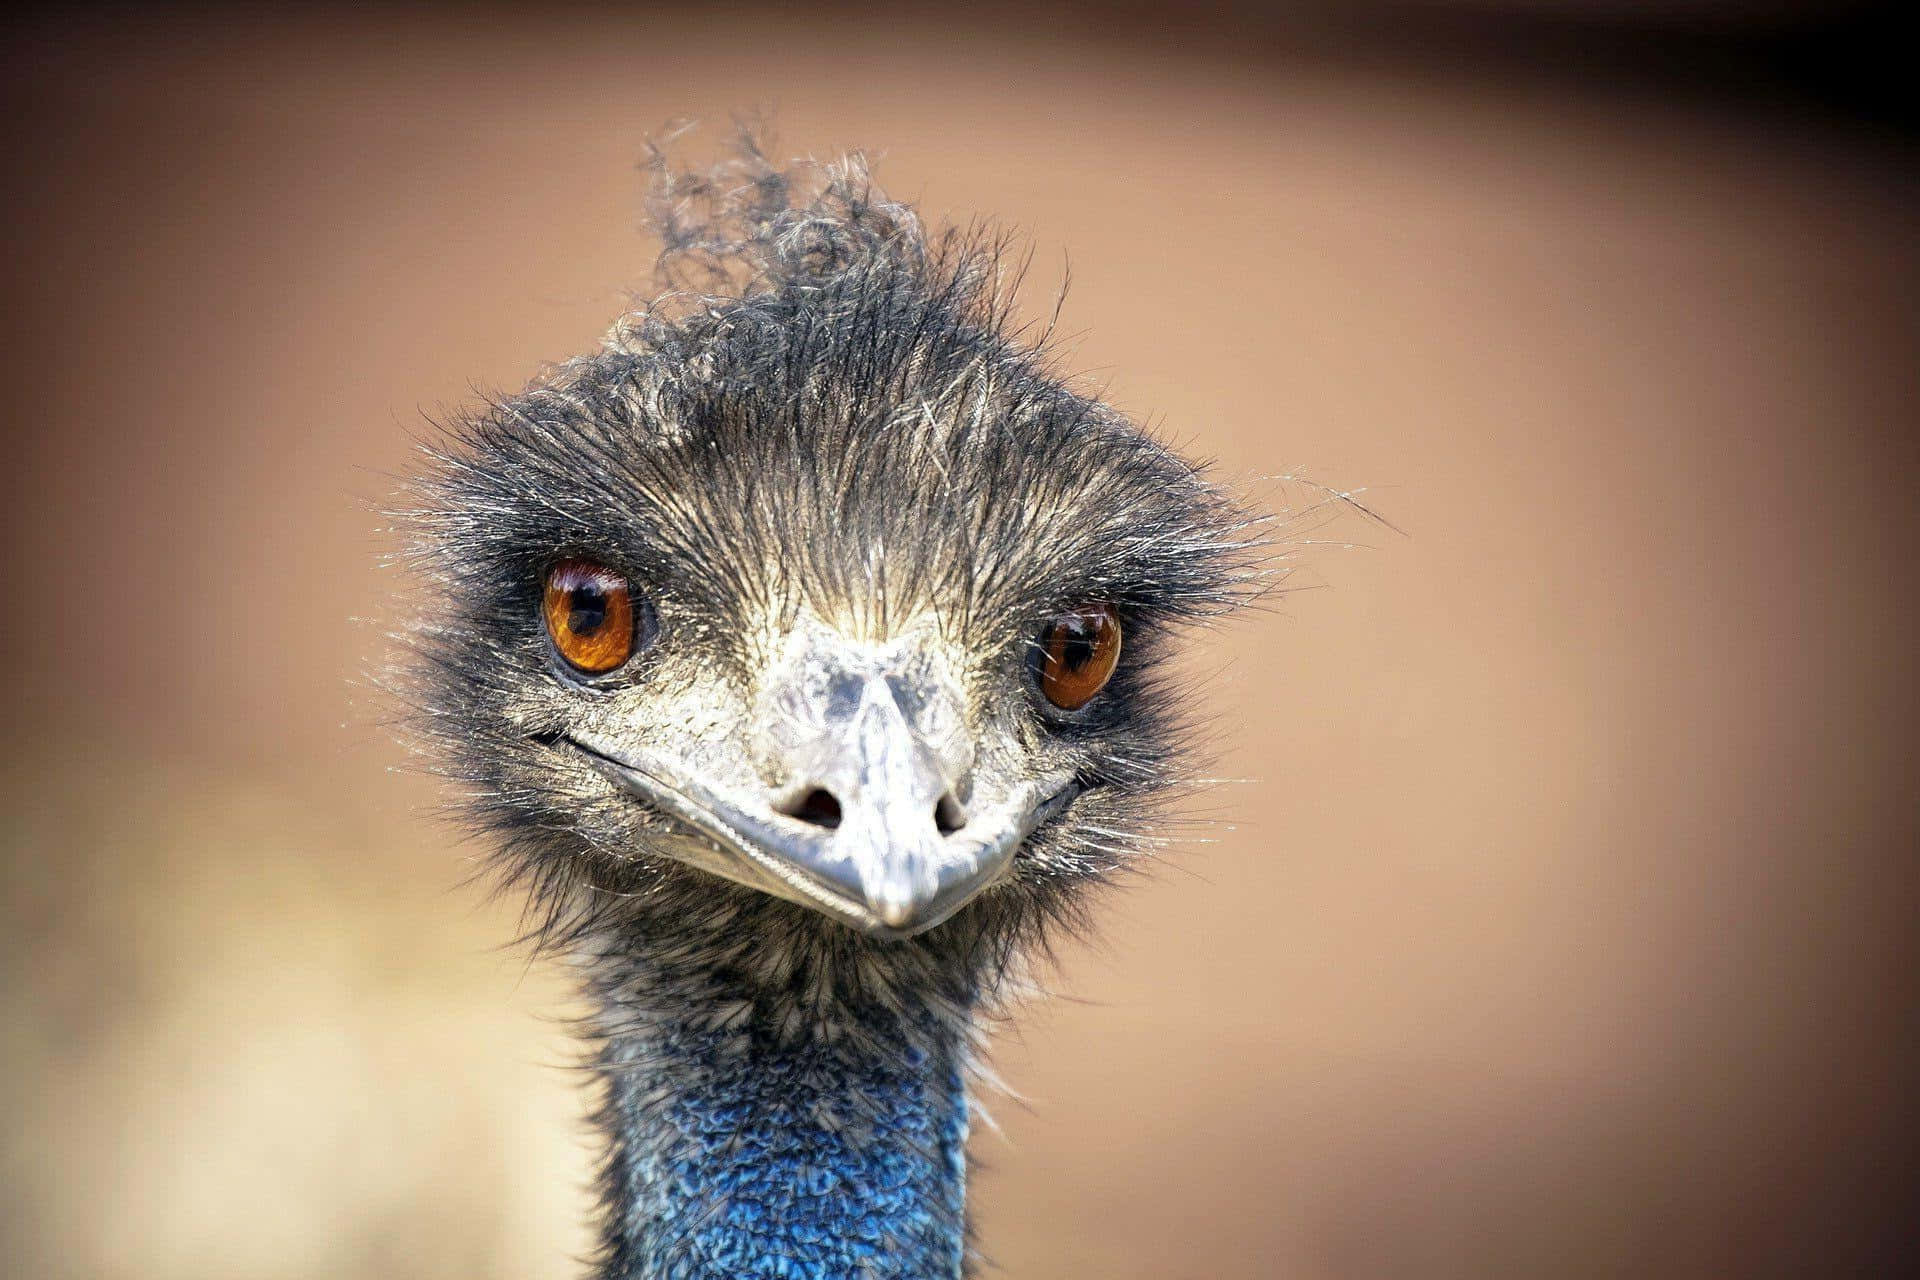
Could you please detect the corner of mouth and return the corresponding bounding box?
[1029,776,1088,831]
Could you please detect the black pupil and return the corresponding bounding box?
[566,585,608,635]
[1057,619,1096,672]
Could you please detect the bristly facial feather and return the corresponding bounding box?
[395,131,1264,1022]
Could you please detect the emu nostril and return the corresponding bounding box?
[782,788,843,830]
[934,793,968,836]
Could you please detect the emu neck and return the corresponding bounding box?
[590,950,974,1280]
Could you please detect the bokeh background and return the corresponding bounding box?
[4,3,1914,1276]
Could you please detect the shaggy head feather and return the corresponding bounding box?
[399,131,1263,1017]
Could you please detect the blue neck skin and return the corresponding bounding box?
[593,986,973,1280]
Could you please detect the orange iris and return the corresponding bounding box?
[1037,604,1122,710]
[542,559,636,674]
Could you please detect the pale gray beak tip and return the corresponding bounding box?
[870,888,921,930]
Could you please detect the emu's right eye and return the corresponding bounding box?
[542,559,637,674]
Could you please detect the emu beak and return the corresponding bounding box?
[563,633,1079,938]
[567,733,1077,938]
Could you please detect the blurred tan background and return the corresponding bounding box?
[4,4,1915,1276]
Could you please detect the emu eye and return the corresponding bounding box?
[1035,604,1122,711]
[542,559,637,675]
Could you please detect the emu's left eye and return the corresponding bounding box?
[542,559,637,674]
[1035,604,1122,710]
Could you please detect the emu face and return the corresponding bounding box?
[406,171,1254,953]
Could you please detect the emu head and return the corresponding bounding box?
[402,146,1259,973]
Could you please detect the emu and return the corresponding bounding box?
[400,135,1261,1278]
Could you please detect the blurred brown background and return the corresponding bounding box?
[4,3,1915,1276]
